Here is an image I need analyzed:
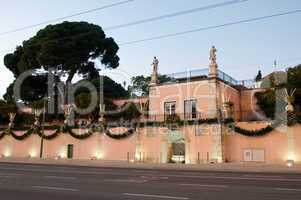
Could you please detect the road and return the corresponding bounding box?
[0,162,301,200]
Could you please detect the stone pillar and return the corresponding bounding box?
[150,57,159,86]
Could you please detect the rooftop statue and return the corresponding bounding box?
[210,46,217,64]
[152,56,159,73]
[150,56,159,85]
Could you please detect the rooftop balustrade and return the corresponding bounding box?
[164,68,258,89]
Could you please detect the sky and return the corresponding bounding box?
[0,0,301,98]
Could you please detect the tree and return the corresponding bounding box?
[3,74,48,103]
[74,76,129,119]
[129,75,172,96]
[287,64,301,108]
[255,70,262,82]
[75,76,129,99]
[4,21,120,102]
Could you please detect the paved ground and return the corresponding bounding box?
[0,162,301,200]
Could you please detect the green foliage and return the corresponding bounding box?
[129,75,172,96]
[0,102,17,125]
[75,76,129,99]
[287,65,301,107]
[255,90,276,119]
[75,93,92,109]
[4,21,120,83]
[3,75,48,103]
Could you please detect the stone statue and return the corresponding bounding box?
[33,110,42,128]
[209,46,218,78]
[210,46,217,64]
[152,56,159,73]
[150,56,159,85]
[98,103,106,123]
[8,113,16,129]
[63,104,73,125]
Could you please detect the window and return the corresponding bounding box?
[164,101,176,117]
[184,100,197,119]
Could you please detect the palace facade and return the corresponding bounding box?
[0,47,300,165]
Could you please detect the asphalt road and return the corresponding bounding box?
[0,162,301,200]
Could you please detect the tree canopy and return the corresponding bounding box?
[129,75,172,96]
[3,74,49,103]
[4,21,120,83]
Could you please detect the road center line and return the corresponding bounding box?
[32,186,78,192]
[180,183,228,188]
[123,193,189,200]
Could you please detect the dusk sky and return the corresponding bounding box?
[0,0,300,98]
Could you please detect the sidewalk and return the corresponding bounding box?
[0,158,301,174]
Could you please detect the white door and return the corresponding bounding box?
[243,149,253,162]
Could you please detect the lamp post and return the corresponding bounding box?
[39,98,48,159]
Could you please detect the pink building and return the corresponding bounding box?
[0,47,300,165]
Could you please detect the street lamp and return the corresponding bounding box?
[40,97,50,159]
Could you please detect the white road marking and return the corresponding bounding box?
[44,176,76,180]
[180,183,228,188]
[123,193,189,200]
[104,179,147,183]
[32,186,78,192]
[275,188,301,192]
[242,175,282,178]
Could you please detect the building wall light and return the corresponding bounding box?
[29,149,37,158]
[3,148,11,158]
[286,159,295,168]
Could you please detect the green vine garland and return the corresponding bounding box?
[231,120,281,137]
[105,128,135,139]
[36,128,60,140]
[8,128,33,141]
[63,126,94,140]
[233,124,274,137]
